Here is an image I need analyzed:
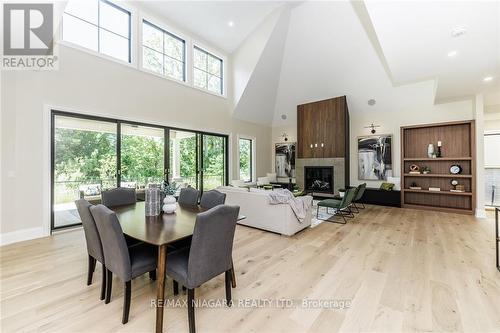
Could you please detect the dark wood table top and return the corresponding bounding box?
[112,201,245,246]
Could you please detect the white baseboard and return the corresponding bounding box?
[0,227,47,246]
[475,208,487,219]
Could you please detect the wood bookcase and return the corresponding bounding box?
[400,120,475,214]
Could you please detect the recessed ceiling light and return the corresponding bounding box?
[483,76,494,82]
[451,27,467,38]
[227,21,234,27]
[447,50,458,57]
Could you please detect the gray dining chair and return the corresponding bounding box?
[90,204,157,324]
[199,189,226,209]
[101,187,136,207]
[75,199,107,301]
[178,186,200,205]
[198,189,237,287]
[167,204,240,333]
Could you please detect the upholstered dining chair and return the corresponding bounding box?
[178,186,200,206]
[101,187,136,207]
[90,204,157,324]
[198,189,237,287]
[167,205,240,333]
[75,199,107,301]
[199,189,226,209]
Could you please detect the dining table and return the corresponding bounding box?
[112,201,245,333]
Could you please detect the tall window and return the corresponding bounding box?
[62,0,131,63]
[193,46,223,95]
[239,138,253,182]
[142,20,186,81]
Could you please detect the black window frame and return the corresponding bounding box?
[193,45,224,95]
[142,19,187,81]
[238,138,253,182]
[62,0,132,63]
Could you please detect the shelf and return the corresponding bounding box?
[403,189,472,196]
[402,204,473,215]
[403,157,472,161]
[403,173,472,178]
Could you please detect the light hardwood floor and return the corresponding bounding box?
[1,205,499,332]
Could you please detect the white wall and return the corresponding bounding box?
[485,104,500,131]
[0,45,272,243]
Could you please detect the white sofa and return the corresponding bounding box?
[218,186,312,236]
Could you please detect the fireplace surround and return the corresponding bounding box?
[304,166,334,193]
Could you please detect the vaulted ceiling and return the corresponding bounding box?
[136,1,500,126]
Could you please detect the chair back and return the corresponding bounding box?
[90,204,132,281]
[187,205,240,288]
[101,187,136,207]
[339,188,357,209]
[200,190,226,209]
[75,199,104,263]
[178,186,200,205]
[354,183,367,201]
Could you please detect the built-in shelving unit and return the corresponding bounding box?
[400,120,475,214]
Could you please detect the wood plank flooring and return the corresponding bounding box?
[1,205,499,332]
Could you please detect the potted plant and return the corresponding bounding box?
[422,166,431,174]
[162,181,179,214]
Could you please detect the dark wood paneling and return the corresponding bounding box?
[297,96,347,159]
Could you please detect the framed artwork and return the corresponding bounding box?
[358,134,392,180]
[275,142,296,178]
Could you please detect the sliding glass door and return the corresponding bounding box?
[201,134,227,190]
[169,129,198,188]
[120,124,165,189]
[53,115,117,228]
[51,110,229,231]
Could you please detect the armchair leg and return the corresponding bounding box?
[187,289,195,333]
[149,270,156,281]
[122,281,131,324]
[100,263,106,301]
[173,280,179,295]
[352,202,360,213]
[105,269,113,304]
[225,270,232,306]
[87,255,96,285]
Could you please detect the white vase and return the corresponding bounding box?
[427,144,435,158]
[162,195,177,214]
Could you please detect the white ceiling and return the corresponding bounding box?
[365,1,500,103]
[136,1,284,53]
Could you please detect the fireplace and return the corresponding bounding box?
[304,166,334,193]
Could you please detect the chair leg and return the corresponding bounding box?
[230,263,237,288]
[149,270,156,281]
[225,270,232,306]
[87,255,96,285]
[122,281,131,324]
[100,263,106,301]
[105,269,113,304]
[187,289,195,333]
[352,202,360,213]
[173,280,179,295]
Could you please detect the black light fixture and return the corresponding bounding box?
[365,123,380,134]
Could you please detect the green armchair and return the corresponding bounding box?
[316,187,357,224]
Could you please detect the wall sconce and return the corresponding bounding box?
[364,123,380,134]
